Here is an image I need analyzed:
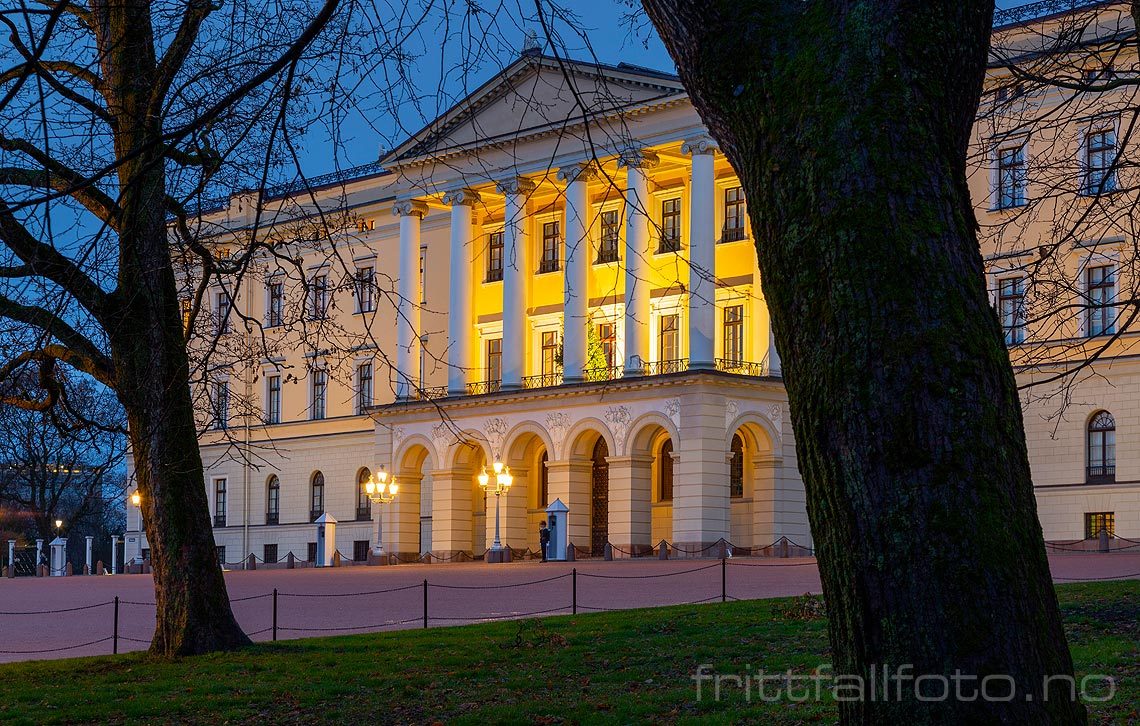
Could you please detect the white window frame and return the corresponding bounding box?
[990,138,1029,211]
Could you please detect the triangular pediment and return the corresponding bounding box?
[384,53,685,165]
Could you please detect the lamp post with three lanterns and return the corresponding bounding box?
[479,461,513,563]
[364,467,399,560]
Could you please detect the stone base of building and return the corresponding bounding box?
[486,548,512,563]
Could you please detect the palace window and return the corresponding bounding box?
[995,145,1026,209]
[266,475,280,525]
[541,331,560,378]
[214,290,231,334]
[1086,411,1116,483]
[307,542,317,562]
[598,210,620,263]
[355,266,375,313]
[212,380,229,430]
[263,544,278,563]
[266,280,284,327]
[539,451,549,508]
[539,221,561,273]
[486,338,502,384]
[487,231,504,282]
[356,468,372,520]
[310,274,329,319]
[214,478,227,527]
[1087,265,1116,337]
[598,322,617,369]
[658,439,674,501]
[730,434,745,497]
[310,471,325,521]
[180,298,193,332]
[723,305,744,363]
[1084,127,1117,195]
[311,369,327,420]
[356,362,373,415]
[659,197,682,253]
[998,277,1026,345]
[1085,512,1115,539]
[723,186,747,242]
[658,314,680,362]
[353,540,370,562]
[265,374,281,425]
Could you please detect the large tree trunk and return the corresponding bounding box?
[95,0,249,656]
[644,1,1085,722]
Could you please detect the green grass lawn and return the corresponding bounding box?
[1,580,1136,725]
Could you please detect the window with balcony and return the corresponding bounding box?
[658,314,680,364]
[310,471,325,521]
[723,186,747,242]
[598,322,617,369]
[486,338,502,385]
[995,144,1027,209]
[1085,512,1115,539]
[356,362,373,415]
[998,277,1026,345]
[659,197,682,253]
[1084,127,1117,195]
[309,274,329,319]
[265,374,281,424]
[266,280,284,327]
[723,305,744,363]
[212,380,229,430]
[214,478,227,527]
[355,266,375,312]
[266,475,280,525]
[1087,411,1115,483]
[356,468,372,520]
[214,290,231,334]
[486,231,504,282]
[1087,265,1116,337]
[311,369,327,420]
[539,221,560,273]
[597,210,620,263]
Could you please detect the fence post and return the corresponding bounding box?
[112,596,119,654]
[422,579,428,629]
[272,588,278,641]
[721,557,726,602]
[572,567,577,615]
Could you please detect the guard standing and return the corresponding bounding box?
[539,520,550,562]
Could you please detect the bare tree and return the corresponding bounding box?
[641,0,1084,722]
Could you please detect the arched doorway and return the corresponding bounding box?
[591,437,609,554]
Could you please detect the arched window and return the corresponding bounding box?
[266,476,280,525]
[730,434,745,497]
[310,471,325,521]
[658,439,674,501]
[356,468,372,520]
[1087,411,1116,483]
[539,451,549,508]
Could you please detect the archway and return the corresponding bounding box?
[503,425,553,552]
[725,417,781,549]
[393,439,433,560]
[590,437,609,555]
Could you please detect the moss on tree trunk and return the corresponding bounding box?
[643,0,1086,722]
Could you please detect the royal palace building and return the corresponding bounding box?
[125,0,1139,564]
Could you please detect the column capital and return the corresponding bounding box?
[680,136,720,156]
[556,162,599,184]
[442,188,481,206]
[495,177,537,196]
[392,199,429,218]
[618,147,660,170]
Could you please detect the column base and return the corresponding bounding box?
[367,552,390,566]
[671,540,730,559]
[486,548,512,564]
[429,549,474,563]
[609,542,654,558]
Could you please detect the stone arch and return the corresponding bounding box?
[725,412,780,458]
[564,417,616,460]
[446,432,493,470]
[394,434,436,474]
[627,411,681,458]
[503,420,555,468]
[726,414,782,549]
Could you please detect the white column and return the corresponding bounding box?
[619,148,659,376]
[443,189,480,395]
[84,535,93,574]
[682,137,719,370]
[496,178,535,389]
[392,200,428,399]
[557,163,596,382]
[768,324,782,376]
[110,535,118,575]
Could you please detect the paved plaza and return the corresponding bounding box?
[1,553,1137,664]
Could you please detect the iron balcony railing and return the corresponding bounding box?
[537,258,560,274]
[522,372,563,389]
[213,515,226,528]
[1086,465,1116,483]
[583,365,622,382]
[716,358,767,376]
[309,509,322,523]
[645,358,688,376]
[466,379,502,396]
[485,268,503,283]
[657,235,682,254]
[265,512,279,526]
[413,386,448,401]
[355,507,372,521]
[595,247,619,264]
[721,226,747,243]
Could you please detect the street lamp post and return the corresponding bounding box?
[364,467,398,559]
[478,461,513,562]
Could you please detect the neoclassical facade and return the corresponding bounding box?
[123,1,1138,564]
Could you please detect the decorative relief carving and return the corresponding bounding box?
[680,136,720,156]
[604,405,632,453]
[441,188,481,206]
[617,147,660,170]
[556,162,598,185]
[664,398,681,428]
[391,199,428,218]
[725,400,739,431]
[495,177,537,197]
[390,426,406,458]
[483,416,509,457]
[430,423,451,462]
[546,412,572,454]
